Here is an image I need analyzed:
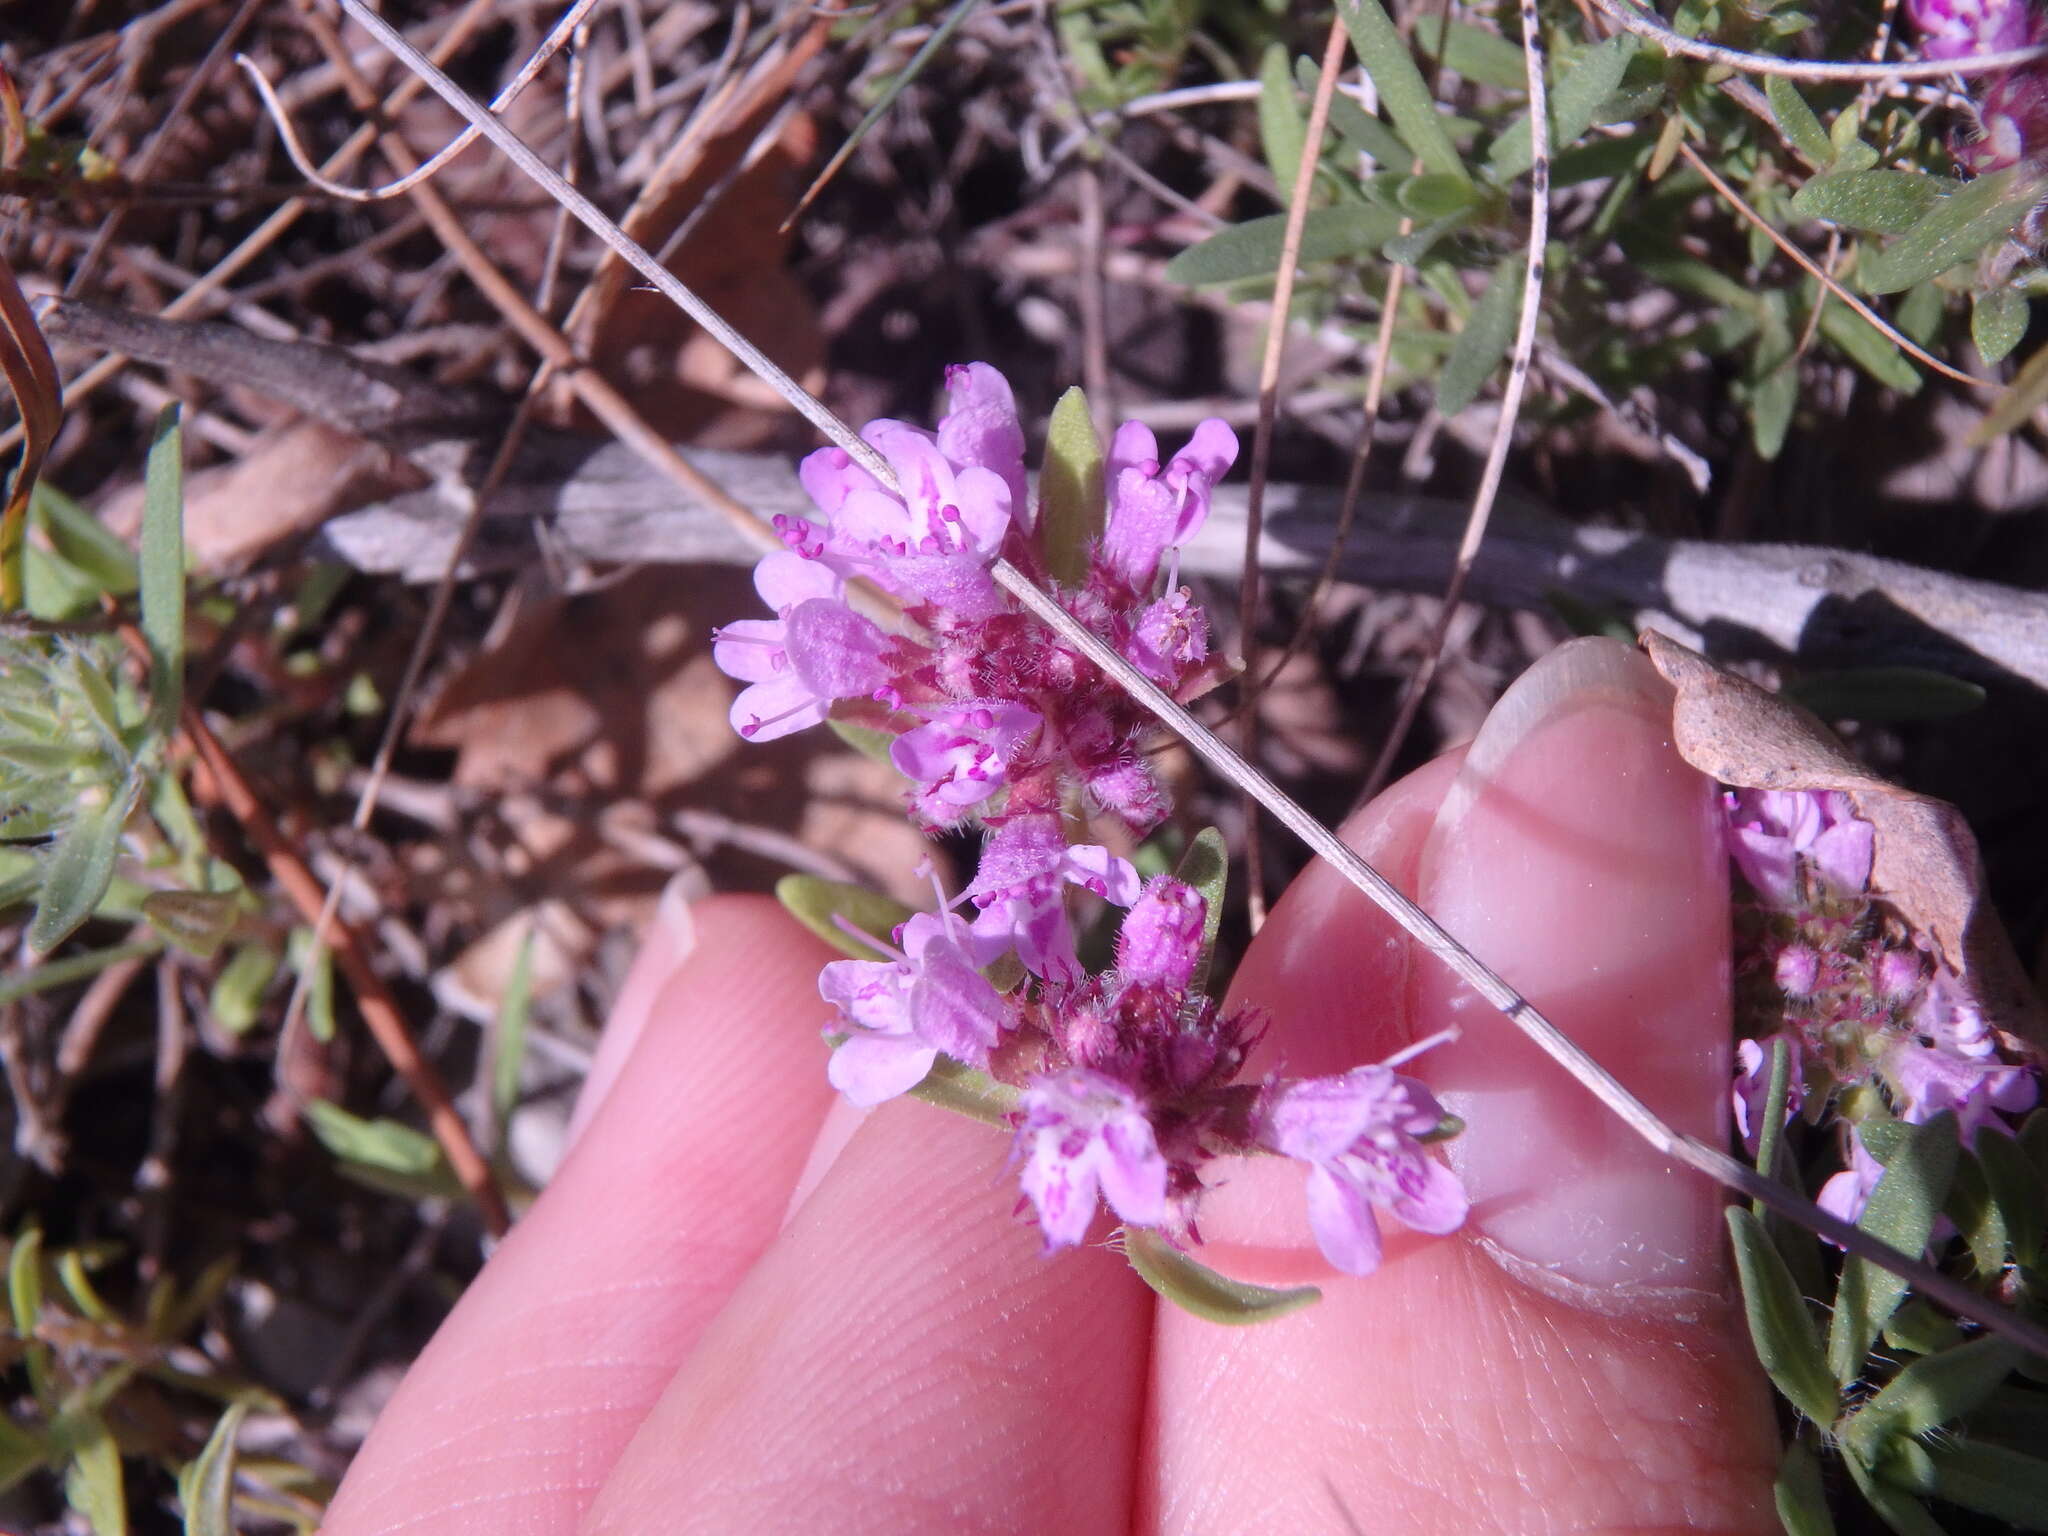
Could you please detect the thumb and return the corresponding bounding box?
[1146,637,1778,1533]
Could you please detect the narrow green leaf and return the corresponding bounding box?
[29,779,139,954]
[1164,204,1407,286]
[905,1054,1021,1127]
[1782,667,1984,724]
[30,483,137,597]
[56,1250,111,1323]
[8,1226,49,1408]
[178,1399,250,1536]
[1122,1226,1321,1324]
[1792,170,1954,235]
[1380,207,1478,265]
[140,890,240,960]
[1971,337,2048,442]
[1972,287,2029,365]
[1882,1297,1965,1356]
[61,1415,127,1536]
[775,874,917,962]
[1844,1450,1949,1536]
[1844,1335,2023,1463]
[208,942,277,1035]
[1436,253,1525,416]
[1944,1147,2007,1278]
[1860,170,2033,294]
[1172,827,1227,996]
[1829,1114,1960,1386]
[1977,1126,2042,1266]
[1908,1440,2048,1528]
[1750,357,1799,460]
[1726,1207,1838,1424]
[0,1414,50,1497]
[139,402,185,736]
[1038,387,1104,586]
[493,925,537,1126]
[1299,58,1411,167]
[1775,1436,1838,1536]
[1768,77,1835,167]
[1487,35,1638,182]
[1335,0,1469,182]
[1817,304,1924,395]
[1257,45,1308,195]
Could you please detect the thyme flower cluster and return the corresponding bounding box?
[1908,0,2048,173]
[713,366,1467,1274]
[1724,789,2038,1224]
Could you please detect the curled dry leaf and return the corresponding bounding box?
[0,252,62,607]
[1641,629,2046,1059]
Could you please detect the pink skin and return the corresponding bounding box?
[322,639,1776,1535]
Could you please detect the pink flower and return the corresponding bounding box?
[1126,588,1209,685]
[889,699,1042,820]
[1097,418,1238,593]
[1817,1134,1886,1227]
[1015,1066,1168,1248]
[820,911,1009,1106]
[712,553,894,741]
[1724,788,1874,907]
[1908,0,2036,61]
[1883,1038,2037,1141]
[1261,1055,1468,1276]
[936,362,1028,520]
[1116,878,1206,992]
[967,816,1141,979]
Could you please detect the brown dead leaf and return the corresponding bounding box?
[0,252,62,607]
[98,419,413,574]
[1641,629,2046,1058]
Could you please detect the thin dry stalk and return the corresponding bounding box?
[1590,0,2047,79]
[322,0,2048,1357]
[1236,16,1353,930]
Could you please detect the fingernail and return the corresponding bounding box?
[1413,638,1732,1309]
[565,872,702,1150]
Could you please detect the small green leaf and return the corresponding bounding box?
[1883,1297,1965,1356]
[1165,204,1407,286]
[304,1101,446,1177]
[1300,58,1411,167]
[1257,45,1308,195]
[775,874,917,962]
[8,1225,50,1406]
[1972,287,2029,365]
[1791,170,1954,235]
[61,1414,127,1536]
[1173,827,1228,996]
[1774,1436,1838,1536]
[1782,667,1985,724]
[1335,0,1469,183]
[1726,1207,1838,1424]
[1829,1114,1960,1386]
[0,1414,50,1497]
[1486,35,1638,182]
[1845,1335,2023,1463]
[905,1054,1021,1127]
[178,1399,249,1536]
[1039,387,1105,586]
[141,890,240,960]
[1768,77,1834,167]
[56,1250,111,1323]
[1977,1126,2042,1266]
[493,924,537,1126]
[1381,207,1478,265]
[1410,14,1528,91]
[1749,357,1799,461]
[1860,170,2033,294]
[30,778,140,954]
[1436,253,1525,417]
[1122,1226,1321,1324]
[208,942,277,1035]
[1906,1440,2048,1529]
[140,403,185,737]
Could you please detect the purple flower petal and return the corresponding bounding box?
[1303,1163,1383,1276]
[829,1033,939,1107]
[1016,1067,1168,1249]
[1116,878,1207,992]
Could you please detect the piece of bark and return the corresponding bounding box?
[1642,629,2046,1058]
